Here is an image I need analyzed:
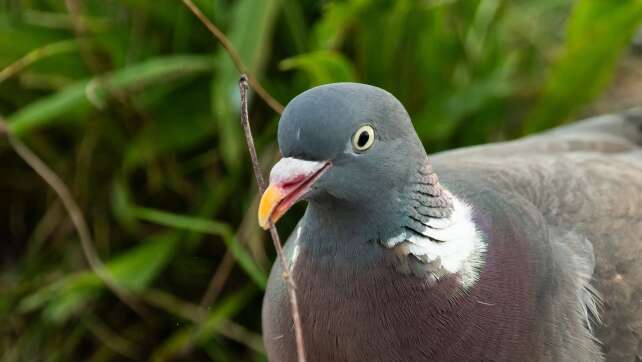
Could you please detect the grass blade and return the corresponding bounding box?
[131,206,267,289]
[525,0,642,132]
[7,55,214,136]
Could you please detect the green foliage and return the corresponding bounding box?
[1,0,640,360]
[280,51,357,85]
[526,0,642,132]
[8,55,214,135]
[211,0,281,173]
[19,233,179,323]
[130,206,267,289]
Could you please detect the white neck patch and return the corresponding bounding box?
[383,194,486,288]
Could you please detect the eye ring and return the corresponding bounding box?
[352,124,375,152]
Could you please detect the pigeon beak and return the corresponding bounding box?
[258,158,331,229]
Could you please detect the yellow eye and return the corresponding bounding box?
[352,124,375,152]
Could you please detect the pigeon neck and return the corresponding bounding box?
[404,161,455,219]
[307,160,455,237]
[371,161,486,288]
[304,160,484,288]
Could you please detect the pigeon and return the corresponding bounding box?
[258,83,642,361]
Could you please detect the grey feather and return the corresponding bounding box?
[433,111,642,361]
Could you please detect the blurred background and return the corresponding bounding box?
[2,0,642,361]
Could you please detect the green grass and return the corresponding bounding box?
[1,0,641,360]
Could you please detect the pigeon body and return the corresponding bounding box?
[259,83,642,361]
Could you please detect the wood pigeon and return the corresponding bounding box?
[258,83,642,361]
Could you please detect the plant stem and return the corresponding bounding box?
[0,116,151,321]
[180,0,284,114]
[238,75,306,362]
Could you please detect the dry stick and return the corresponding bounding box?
[180,0,299,355]
[0,119,150,320]
[180,0,286,312]
[180,0,284,114]
[239,75,306,362]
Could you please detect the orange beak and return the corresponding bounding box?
[258,158,330,229]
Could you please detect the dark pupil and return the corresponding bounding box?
[357,131,370,148]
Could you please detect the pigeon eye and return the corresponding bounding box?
[352,124,375,152]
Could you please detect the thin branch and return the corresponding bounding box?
[239,75,306,362]
[180,0,284,114]
[0,117,150,320]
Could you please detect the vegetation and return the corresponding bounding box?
[1,0,641,360]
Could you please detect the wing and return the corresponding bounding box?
[435,108,642,161]
[430,111,642,360]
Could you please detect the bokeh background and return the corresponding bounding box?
[2,0,642,361]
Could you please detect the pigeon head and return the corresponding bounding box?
[258,83,483,287]
[258,83,428,230]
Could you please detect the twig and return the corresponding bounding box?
[239,75,306,362]
[179,0,298,356]
[180,0,284,114]
[0,117,150,320]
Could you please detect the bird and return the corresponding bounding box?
[257,83,642,361]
